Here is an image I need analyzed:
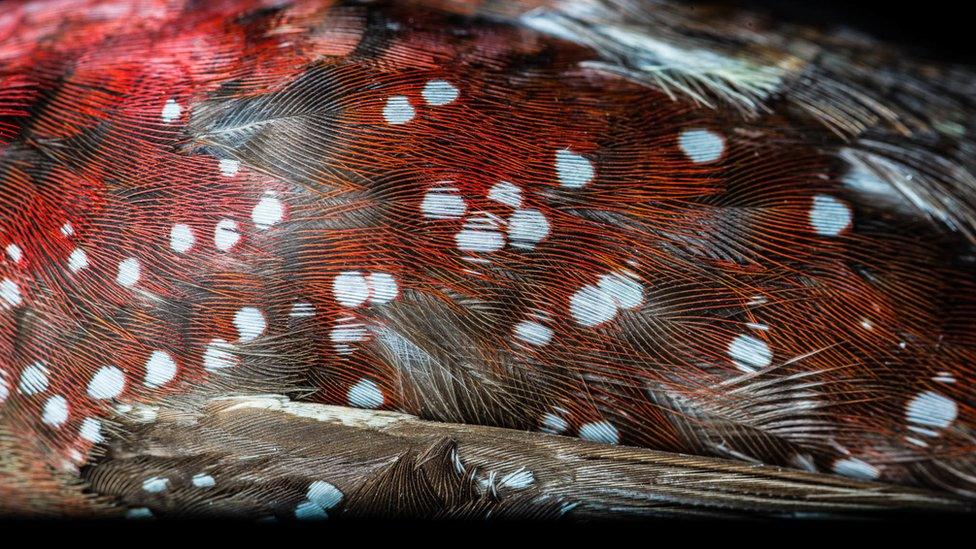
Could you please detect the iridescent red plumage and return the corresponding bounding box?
[1,0,975,515]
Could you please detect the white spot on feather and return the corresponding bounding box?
[142,476,169,493]
[678,128,725,163]
[87,366,126,400]
[569,270,643,327]
[421,186,466,219]
[203,339,237,370]
[252,193,284,230]
[79,417,103,443]
[488,181,522,208]
[144,350,177,388]
[367,272,398,304]
[500,469,535,490]
[456,216,505,253]
[308,480,343,509]
[728,334,772,372]
[219,158,240,176]
[347,378,384,409]
[514,320,553,347]
[19,362,49,395]
[161,99,181,123]
[569,284,617,327]
[809,194,852,236]
[333,271,370,308]
[233,307,266,342]
[1,278,21,307]
[330,316,367,354]
[214,219,240,251]
[422,79,459,106]
[905,391,957,429]
[68,248,88,272]
[578,421,619,445]
[5,243,22,263]
[383,95,415,125]
[906,436,929,447]
[832,458,879,480]
[169,224,195,253]
[296,480,343,520]
[290,302,315,318]
[507,208,550,249]
[597,270,643,310]
[933,372,956,384]
[540,412,568,434]
[294,501,328,520]
[126,507,153,519]
[116,257,140,287]
[555,149,594,188]
[41,395,69,427]
[66,450,83,467]
[192,473,216,488]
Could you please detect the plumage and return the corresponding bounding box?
[1,0,975,519]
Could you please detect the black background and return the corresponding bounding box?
[709,0,973,64]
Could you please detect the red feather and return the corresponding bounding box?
[1,0,975,517]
